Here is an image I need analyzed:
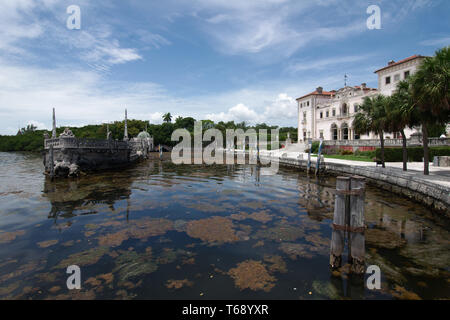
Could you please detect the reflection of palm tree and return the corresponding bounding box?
[411,47,450,175]
[353,95,389,168]
[163,112,172,123]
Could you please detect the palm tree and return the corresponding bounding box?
[163,112,172,123]
[353,95,389,168]
[410,46,450,175]
[387,80,420,171]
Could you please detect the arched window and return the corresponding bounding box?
[342,103,348,115]
[331,124,338,141]
[342,123,349,140]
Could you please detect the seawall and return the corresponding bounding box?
[265,155,450,216]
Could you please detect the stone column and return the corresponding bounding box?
[52,108,57,138]
[124,109,128,141]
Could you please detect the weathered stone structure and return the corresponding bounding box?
[43,109,154,178]
[263,155,450,215]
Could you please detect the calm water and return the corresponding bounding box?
[0,152,449,300]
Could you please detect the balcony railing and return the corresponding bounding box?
[44,137,130,150]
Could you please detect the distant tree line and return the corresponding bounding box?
[0,114,297,152]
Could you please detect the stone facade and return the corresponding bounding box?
[297,55,428,143]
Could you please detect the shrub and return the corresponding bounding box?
[322,146,338,155]
[311,141,320,153]
[354,150,376,158]
[375,146,450,162]
[340,149,353,155]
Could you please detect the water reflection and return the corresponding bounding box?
[0,152,449,300]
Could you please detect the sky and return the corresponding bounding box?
[0,0,449,134]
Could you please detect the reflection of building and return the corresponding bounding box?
[297,55,426,143]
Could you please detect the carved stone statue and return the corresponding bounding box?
[59,127,75,138]
[43,132,50,140]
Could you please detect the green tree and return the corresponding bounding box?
[353,95,389,168]
[163,112,172,123]
[387,80,420,171]
[410,46,450,175]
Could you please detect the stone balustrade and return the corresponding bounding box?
[44,137,129,150]
[319,137,449,148]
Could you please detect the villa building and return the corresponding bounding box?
[297,55,426,143]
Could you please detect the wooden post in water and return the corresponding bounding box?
[330,176,350,269]
[315,138,323,176]
[349,176,366,274]
[307,138,312,174]
[256,143,261,166]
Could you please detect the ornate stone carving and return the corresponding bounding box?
[59,127,75,138]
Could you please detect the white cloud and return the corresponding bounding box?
[288,55,373,73]
[26,120,49,130]
[0,57,306,134]
[192,0,365,58]
[262,93,297,122]
[206,103,260,123]
[420,36,450,47]
[205,93,297,125]
[0,1,144,69]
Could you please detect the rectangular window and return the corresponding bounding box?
[386,76,391,85]
[320,130,324,139]
[303,112,307,119]
[354,104,358,113]
[394,74,400,82]
[332,109,336,116]
[320,112,323,119]
[404,71,410,79]
[307,101,310,106]
[326,111,329,117]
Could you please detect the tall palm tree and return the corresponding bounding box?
[387,80,420,171]
[163,112,172,123]
[353,95,389,168]
[410,46,450,175]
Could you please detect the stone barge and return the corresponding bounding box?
[43,109,154,178]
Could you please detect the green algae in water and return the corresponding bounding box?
[311,281,341,300]
[113,250,158,284]
[1,152,450,300]
[54,247,109,269]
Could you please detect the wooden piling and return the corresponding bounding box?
[330,176,350,269]
[349,176,366,274]
[315,139,323,176]
[307,139,312,174]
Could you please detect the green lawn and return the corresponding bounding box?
[321,154,374,162]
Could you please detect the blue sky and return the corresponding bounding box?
[0,0,448,134]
